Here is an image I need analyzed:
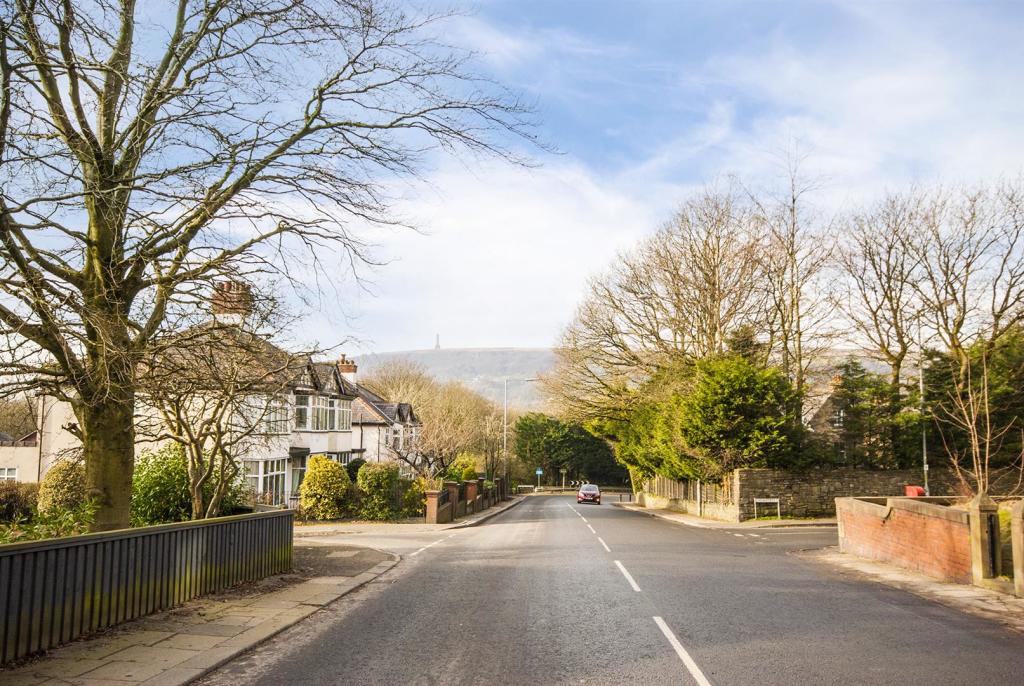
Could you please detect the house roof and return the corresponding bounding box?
[351,384,420,426]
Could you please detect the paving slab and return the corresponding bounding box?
[2,544,398,686]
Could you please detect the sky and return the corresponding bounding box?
[315,0,1024,355]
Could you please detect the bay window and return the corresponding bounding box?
[294,394,310,429]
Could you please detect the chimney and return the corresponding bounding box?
[211,281,254,321]
[338,353,357,382]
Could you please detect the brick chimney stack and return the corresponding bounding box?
[337,354,358,382]
[211,281,253,321]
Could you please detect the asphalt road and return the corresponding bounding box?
[201,496,1024,685]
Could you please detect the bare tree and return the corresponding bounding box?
[0,1,534,529]
[835,191,922,452]
[747,159,834,420]
[361,361,495,478]
[545,186,765,422]
[136,289,309,519]
[910,182,1024,493]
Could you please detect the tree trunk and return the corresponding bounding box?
[80,395,136,531]
[888,362,903,465]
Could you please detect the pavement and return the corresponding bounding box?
[1,545,397,686]
[195,494,1024,686]
[612,501,837,528]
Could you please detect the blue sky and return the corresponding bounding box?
[312,0,1024,355]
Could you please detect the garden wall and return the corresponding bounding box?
[836,497,972,584]
[639,467,980,522]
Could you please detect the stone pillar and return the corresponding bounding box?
[445,481,460,519]
[425,490,441,524]
[1012,500,1023,598]
[477,477,486,509]
[969,493,1000,583]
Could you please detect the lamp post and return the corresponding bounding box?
[917,311,932,495]
[503,377,539,488]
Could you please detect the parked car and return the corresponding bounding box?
[577,483,601,504]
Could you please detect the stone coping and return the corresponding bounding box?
[837,496,970,525]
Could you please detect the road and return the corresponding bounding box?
[201,496,1024,685]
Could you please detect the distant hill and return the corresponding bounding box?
[353,348,556,410]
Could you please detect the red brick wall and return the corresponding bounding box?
[837,498,972,584]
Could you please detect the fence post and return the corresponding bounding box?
[445,481,460,519]
[425,490,441,524]
[1012,499,1023,598]
[968,493,1000,583]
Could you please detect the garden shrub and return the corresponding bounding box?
[37,459,86,516]
[300,455,351,520]
[357,462,400,520]
[345,457,366,482]
[0,481,38,522]
[0,502,95,544]
[444,454,477,483]
[131,444,191,526]
[131,444,249,526]
[402,476,427,517]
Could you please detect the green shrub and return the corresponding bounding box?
[131,444,252,526]
[131,444,191,526]
[357,462,400,520]
[444,454,477,483]
[0,502,95,544]
[402,477,427,517]
[37,459,86,516]
[345,457,366,482]
[0,481,38,522]
[300,455,351,520]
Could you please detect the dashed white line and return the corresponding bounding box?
[613,560,641,592]
[410,538,445,557]
[653,616,713,686]
[597,537,611,552]
[733,533,745,538]
[579,516,588,523]
[587,524,596,534]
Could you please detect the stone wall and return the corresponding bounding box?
[836,497,972,584]
[638,467,980,522]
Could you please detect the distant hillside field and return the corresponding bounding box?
[353,348,556,409]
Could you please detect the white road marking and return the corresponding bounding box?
[733,533,745,538]
[580,516,588,523]
[587,524,596,534]
[410,538,446,557]
[614,560,641,592]
[597,537,611,552]
[653,616,713,686]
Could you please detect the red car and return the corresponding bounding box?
[577,484,601,504]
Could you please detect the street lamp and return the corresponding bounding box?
[503,377,539,487]
[918,313,929,495]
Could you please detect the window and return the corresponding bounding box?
[294,394,310,429]
[243,459,287,505]
[290,455,307,493]
[831,408,845,429]
[312,396,331,431]
[264,399,290,434]
[391,426,403,450]
[328,398,337,430]
[338,399,352,431]
[337,451,351,465]
[0,467,17,481]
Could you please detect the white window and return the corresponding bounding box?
[264,399,290,434]
[312,396,331,431]
[0,467,17,481]
[294,394,310,429]
[328,398,337,430]
[338,399,352,431]
[243,459,287,505]
[290,455,307,493]
[391,426,403,450]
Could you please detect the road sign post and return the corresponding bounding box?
[536,467,543,489]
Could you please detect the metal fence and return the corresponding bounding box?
[0,509,293,664]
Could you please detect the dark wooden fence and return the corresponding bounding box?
[0,510,293,665]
